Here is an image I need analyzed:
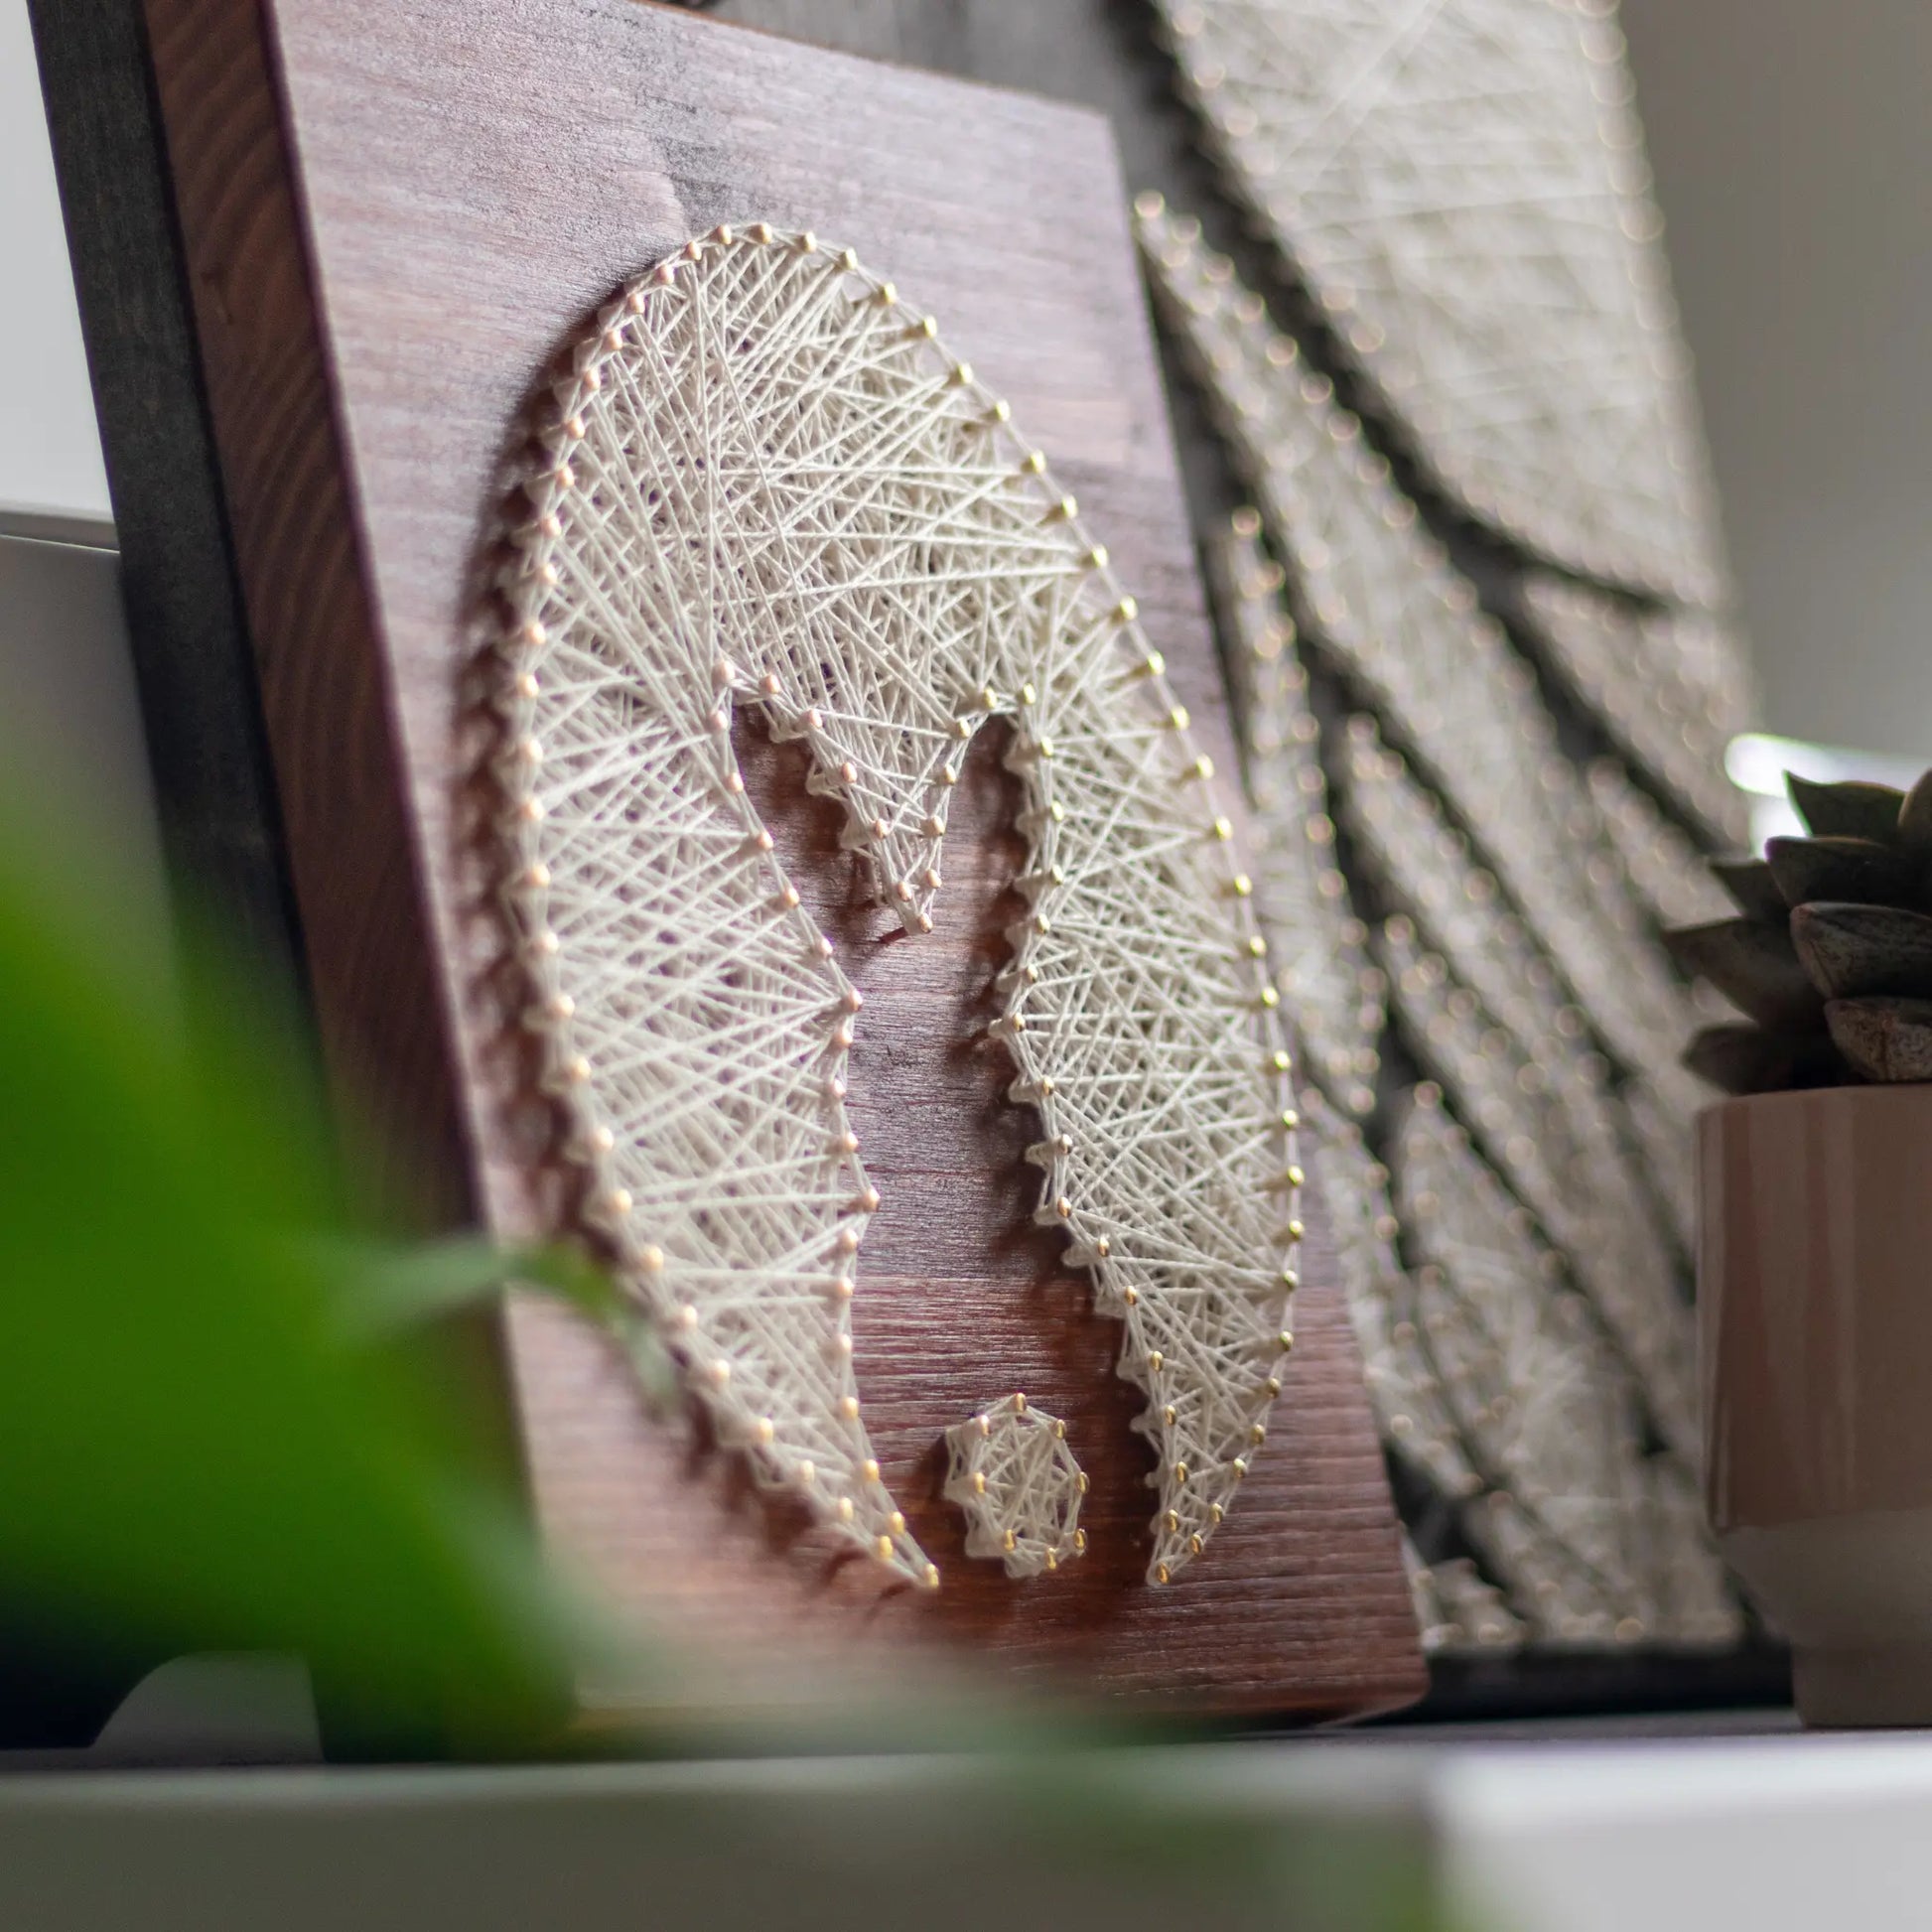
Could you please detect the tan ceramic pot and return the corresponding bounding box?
[1701,1082,1932,1725]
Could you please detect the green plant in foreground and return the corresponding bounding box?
[0,817,638,1756]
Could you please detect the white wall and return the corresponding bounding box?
[0,0,108,529]
[1623,0,1932,764]
[1,2,159,927]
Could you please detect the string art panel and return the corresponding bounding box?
[1396,1091,1737,1646]
[1212,512,1727,1639]
[1587,758,1732,934]
[1207,523,1385,1119]
[1139,215,1737,1648]
[1295,1083,1474,1506]
[495,227,1304,1589]
[130,0,1423,1715]
[1152,0,1729,608]
[1404,1537,1524,1653]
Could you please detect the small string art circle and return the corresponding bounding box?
[943,1395,1089,1579]
[492,224,1304,1588]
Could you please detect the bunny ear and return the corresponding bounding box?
[497,228,1303,1590]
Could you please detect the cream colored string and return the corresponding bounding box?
[1153,0,1738,615]
[495,225,1303,1587]
[943,1395,1090,1580]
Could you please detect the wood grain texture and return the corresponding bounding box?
[140,0,1423,1719]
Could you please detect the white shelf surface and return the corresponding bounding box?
[4,1725,1932,1932]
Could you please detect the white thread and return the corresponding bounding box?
[943,1395,1088,1578]
[1335,716,1581,1063]
[1398,1087,1738,1646]
[1298,1084,1476,1501]
[1136,207,1693,1088]
[1586,757,1734,931]
[495,226,1301,1587]
[1619,1067,1703,1259]
[1214,522,1727,1630]
[1522,576,1752,849]
[1152,0,1733,610]
[1377,914,1696,1455]
[1316,714,1699,1449]
[1209,518,1384,1117]
[1403,1534,1525,1655]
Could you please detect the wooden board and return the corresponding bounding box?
[132,0,1423,1721]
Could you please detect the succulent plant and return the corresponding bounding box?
[1668,770,1932,1093]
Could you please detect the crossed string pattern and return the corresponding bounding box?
[1586,757,1733,935]
[494,226,1301,1588]
[1397,1090,1738,1647]
[1297,1083,1475,1506]
[1331,712,1715,1260]
[1152,0,1734,611]
[1208,522,1386,1118]
[1619,1067,1705,1259]
[1324,705,1701,1451]
[1402,1532,1524,1653]
[1400,1087,1653,1645]
[1134,14,1749,1652]
[1521,576,1752,850]
[942,1395,1089,1579]
[1375,908,1696,1455]
[1136,207,1693,1085]
[1196,380,1733,1641]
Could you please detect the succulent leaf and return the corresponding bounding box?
[1675,764,1932,1092]
[1764,835,1923,911]
[1826,998,1932,1084]
[1786,773,1906,844]
[1683,1023,1847,1097]
[1790,901,1932,1002]
[1903,771,1932,862]
[1710,856,1787,922]
[1663,916,1824,1030]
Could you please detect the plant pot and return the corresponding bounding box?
[1701,1082,1932,1725]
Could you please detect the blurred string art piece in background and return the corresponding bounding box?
[494,225,1306,1590]
[1149,0,1754,626]
[1519,576,1751,850]
[943,1395,1089,1580]
[1137,207,1698,1087]
[1133,189,1744,1651]
[1204,518,1386,1119]
[1207,508,1733,1645]
[1395,1088,1735,1646]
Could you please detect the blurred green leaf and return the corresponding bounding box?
[0,809,604,1757]
[329,1234,613,1341]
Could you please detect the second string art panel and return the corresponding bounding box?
[1127,0,1758,1675]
